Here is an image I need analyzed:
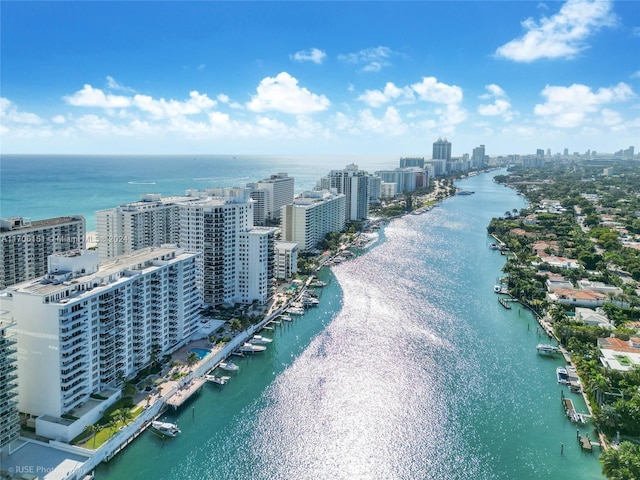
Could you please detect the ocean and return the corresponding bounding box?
[0,154,395,231]
[0,156,603,479]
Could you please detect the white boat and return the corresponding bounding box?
[310,280,327,287]
[536,344,559,354]
[240,342,267,353]
[278,314,292,322]
[302,296,320,307]
[249,335,273,344]
[287,307,305,316]
[205,374,231,385]
[219,361,239,372]
[151,420,180,437]
[557,367,569,384]
[494,285,508,294]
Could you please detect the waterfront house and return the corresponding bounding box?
[574,307,614,329]
[598,337,640,372]
[546,288,608,308]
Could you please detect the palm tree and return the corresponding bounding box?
[83,423,100,449]
[122,407,134,426]
[187,352,199,369]
[108,418,119,438]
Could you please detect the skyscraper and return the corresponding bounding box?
[472,145,486,168]
[179,188,275,307]
[432,138,452,162]
[247,173,294,225]
[1,215,86,290]
[96,194,193,259]
[325,164,369,222]
[0,247,202,441]
[0,318,19,451]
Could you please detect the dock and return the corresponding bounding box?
[578,434,593,451]
[165,377,206,409]
[498,297,512,309]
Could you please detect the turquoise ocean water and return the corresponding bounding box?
[0,156,602,479]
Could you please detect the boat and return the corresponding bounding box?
[278,314,292,322]
[310,280,327,287]
[287,306,305,316]
[489,243,499,250]
[457,190,475,195]
[536,344,559,354]
[301,296,320,307]
[218,361,239,372]
[494,285,508,294]
[240,342,267,353]
[151,420,181,437]
[205,374,231,385]
[557,367,569,384]
[249,335,273,344]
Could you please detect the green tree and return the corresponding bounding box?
[187,352,199,368]
[601,441,640,480]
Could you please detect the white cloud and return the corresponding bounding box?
[64,84,132,108]
[534,82,635,127]
[106,76,135,93]
[246,72,330,114]
[411,77,463,105]
[51,115,66,124]
[358,107,408,136]
[132,91,216,119]
[338,46,396,72]
[290,48,327,64]
[197,64,206,71]
[0,98,44,125]
[358,82,414,107]
[631,71,640,79]
[478,84,514,120]
[496,0,616,62]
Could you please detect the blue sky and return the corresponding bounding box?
[1,0,638,157]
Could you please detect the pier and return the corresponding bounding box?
[498,297,512,309]
[165,378,206,410]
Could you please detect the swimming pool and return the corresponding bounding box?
[187,348,211,360]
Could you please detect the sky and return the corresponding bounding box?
[1,0,639,157]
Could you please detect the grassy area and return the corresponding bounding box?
[75,405,144,450]
[615,355,632,367]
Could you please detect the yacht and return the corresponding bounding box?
[240,342,267,353]
[278,314,292,322]
[556,367,569,384]
[536,344,559,354]
[287,306,305,316]
[310,280,327,287]
[249,335,273,344]
[219,361,239,372]
[151,420,181,437]
[205,374,231,385]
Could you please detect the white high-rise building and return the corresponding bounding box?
[247,173,294,225]
[96,194,195,260]
[238,227,276,305]
[0,247,202,440]
[281,191,346,251]
[1,215,85,289]
[325,164,369,222]
[274,241,298,280]
[0,317,19,451]
[179,188,275,307]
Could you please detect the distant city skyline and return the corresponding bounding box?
[1,0,638,156]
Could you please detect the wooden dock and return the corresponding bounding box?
[498,297,512,309]
[166,377,206,409]
[578,434,593,451]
